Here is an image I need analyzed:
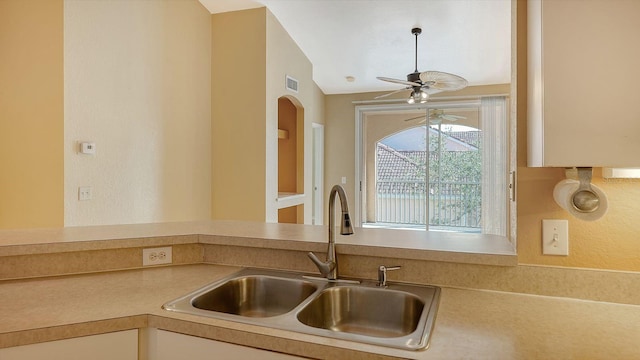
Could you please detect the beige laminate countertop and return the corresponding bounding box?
[0,221,516,266]
[1,264,639,359]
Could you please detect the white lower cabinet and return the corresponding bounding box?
[0,329,138,360]
[145,329,308,360]
[0,328,310,359]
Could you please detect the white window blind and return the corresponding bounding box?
[480,96,508,236]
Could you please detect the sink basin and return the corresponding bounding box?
[164,269,318,319]
[163,268,440,351]
[192,275,317,317]
[296,286,424,338]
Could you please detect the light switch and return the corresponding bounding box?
[341,177,347,184]
[542,219,569,256]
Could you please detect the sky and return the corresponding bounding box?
[380,125,477,151]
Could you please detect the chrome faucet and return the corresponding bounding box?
[308,185,353,280]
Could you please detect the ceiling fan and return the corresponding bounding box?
[404,109,467,124]
[376,28,468,103]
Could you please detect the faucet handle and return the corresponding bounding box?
[377,265,401,287]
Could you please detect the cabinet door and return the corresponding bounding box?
[0,330,138,360]
[150,329,308,360]
[528,0,640,167]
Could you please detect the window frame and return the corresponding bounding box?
[353,96,516,250]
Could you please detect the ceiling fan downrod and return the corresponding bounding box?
[407,27,426,104]
[411,27,421,73]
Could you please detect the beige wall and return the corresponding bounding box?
[211,8,267,222]
[211,8,324,224]
[0,0,64,229]
[64,0,212,226]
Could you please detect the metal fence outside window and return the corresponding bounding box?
[375,180,481,229]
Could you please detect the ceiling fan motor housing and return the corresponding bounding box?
[407,71,427,97]
[407,72,422,86]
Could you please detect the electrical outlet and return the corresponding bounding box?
[142,246,172,266]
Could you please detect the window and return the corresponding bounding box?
[356,97,509,237]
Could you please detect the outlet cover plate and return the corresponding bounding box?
[142,246,173,266]
[78,186,92,201]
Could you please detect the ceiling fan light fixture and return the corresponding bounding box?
[407,89,428,104]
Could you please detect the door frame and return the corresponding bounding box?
[312,123,324,225]
[354,100,480,227]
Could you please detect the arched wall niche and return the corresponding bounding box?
[277,96,305,223]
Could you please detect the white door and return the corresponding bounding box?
[312,123,324,225]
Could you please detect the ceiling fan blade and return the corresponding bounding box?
[441,115,459,122]
[419,71,468,92]
[441,114,466,121]
[374,87,411,99]
[428,109,467,123]
[403,115,427,122]
[377,76,421,87]
[422,87,444,95]
[405,112,466,124]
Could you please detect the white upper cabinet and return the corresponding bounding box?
[527,0,640,167]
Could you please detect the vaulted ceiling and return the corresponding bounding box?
[199,0,511,95]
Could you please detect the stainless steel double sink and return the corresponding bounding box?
[162,268,440,351]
